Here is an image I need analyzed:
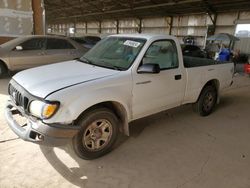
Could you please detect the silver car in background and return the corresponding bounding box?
[0,35,88,77]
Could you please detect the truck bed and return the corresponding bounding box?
[183,56,231,68]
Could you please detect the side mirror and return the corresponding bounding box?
[15,46,23,51]
[137,63,160,74]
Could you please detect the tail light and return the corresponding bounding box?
[244,64,250,74]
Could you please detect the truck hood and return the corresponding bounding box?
[13,60,119,98]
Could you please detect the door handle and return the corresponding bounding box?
[175,74,182,80]
[136,80,152,85]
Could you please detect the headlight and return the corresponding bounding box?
[29,100,60,119]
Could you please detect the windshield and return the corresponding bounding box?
[79,37,146,70]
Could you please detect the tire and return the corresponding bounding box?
[193,85,217,116]
[0,62,8,78]
[72,108,119,160]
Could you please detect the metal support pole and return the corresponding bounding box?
[74,22,76,37]
[169,16,173,35]
[32,0,45,35]
[85,22,88,34]
[116,20,119,34]
[208,13,217,27]
[99,21,102,34]
[138,19,142,33]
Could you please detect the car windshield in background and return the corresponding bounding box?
[72,36,101,45]
[84,36,101,44]
[71,36,101,49]
[80,37,146,70]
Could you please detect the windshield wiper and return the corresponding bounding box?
[78,58,125,71]
[78,57,94,65]
[100,61,126,71]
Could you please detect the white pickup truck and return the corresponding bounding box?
[5,34,234,159]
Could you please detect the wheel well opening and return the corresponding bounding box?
[0,60,9,77]
[201,79,220,103]
[204,79,219,93]
[195,79,220,103]
[0,60,8,70]
[75,101,129,135]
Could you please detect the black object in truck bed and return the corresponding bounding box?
[183,56,230,68]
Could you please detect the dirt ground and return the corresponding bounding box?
[1,74,250,188]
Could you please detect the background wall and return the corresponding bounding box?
[47,11,250,54]
[0,0,33,44]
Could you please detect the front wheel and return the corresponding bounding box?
[72,108,119,160]
[193,85,217,116]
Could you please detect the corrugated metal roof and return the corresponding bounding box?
[45,0,250,23]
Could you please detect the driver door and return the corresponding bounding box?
[132,40,186,119]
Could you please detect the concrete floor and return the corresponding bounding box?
[1,74,250,188]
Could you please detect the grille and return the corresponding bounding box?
[9,83,29,110]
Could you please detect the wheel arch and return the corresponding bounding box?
[199,79,220,103]
[0,59,8,70]
[74,101,130,136]
[0,59,9,76]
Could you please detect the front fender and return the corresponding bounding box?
[43,76,132,125]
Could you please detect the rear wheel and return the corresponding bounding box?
[0,62,8,78]
[193,85,217,116]
[72,108,119,160]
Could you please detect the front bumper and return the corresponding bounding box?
[5,100,80,146]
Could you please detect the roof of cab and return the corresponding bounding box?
[108,33,176,40]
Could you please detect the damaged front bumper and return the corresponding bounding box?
[5,100,80,146]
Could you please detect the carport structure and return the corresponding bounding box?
[45,0,250,51]
[45,0,250,22]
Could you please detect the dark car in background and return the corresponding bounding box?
[71,36,101,49]
[182,44,207,58]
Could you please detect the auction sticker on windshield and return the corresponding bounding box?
[124,40,141,48]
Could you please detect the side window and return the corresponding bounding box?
[46,38,75,50]
[73,38,86,44]
[143,40,178,69]
[20,38,46,50]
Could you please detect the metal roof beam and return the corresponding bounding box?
[48,0,202,20]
